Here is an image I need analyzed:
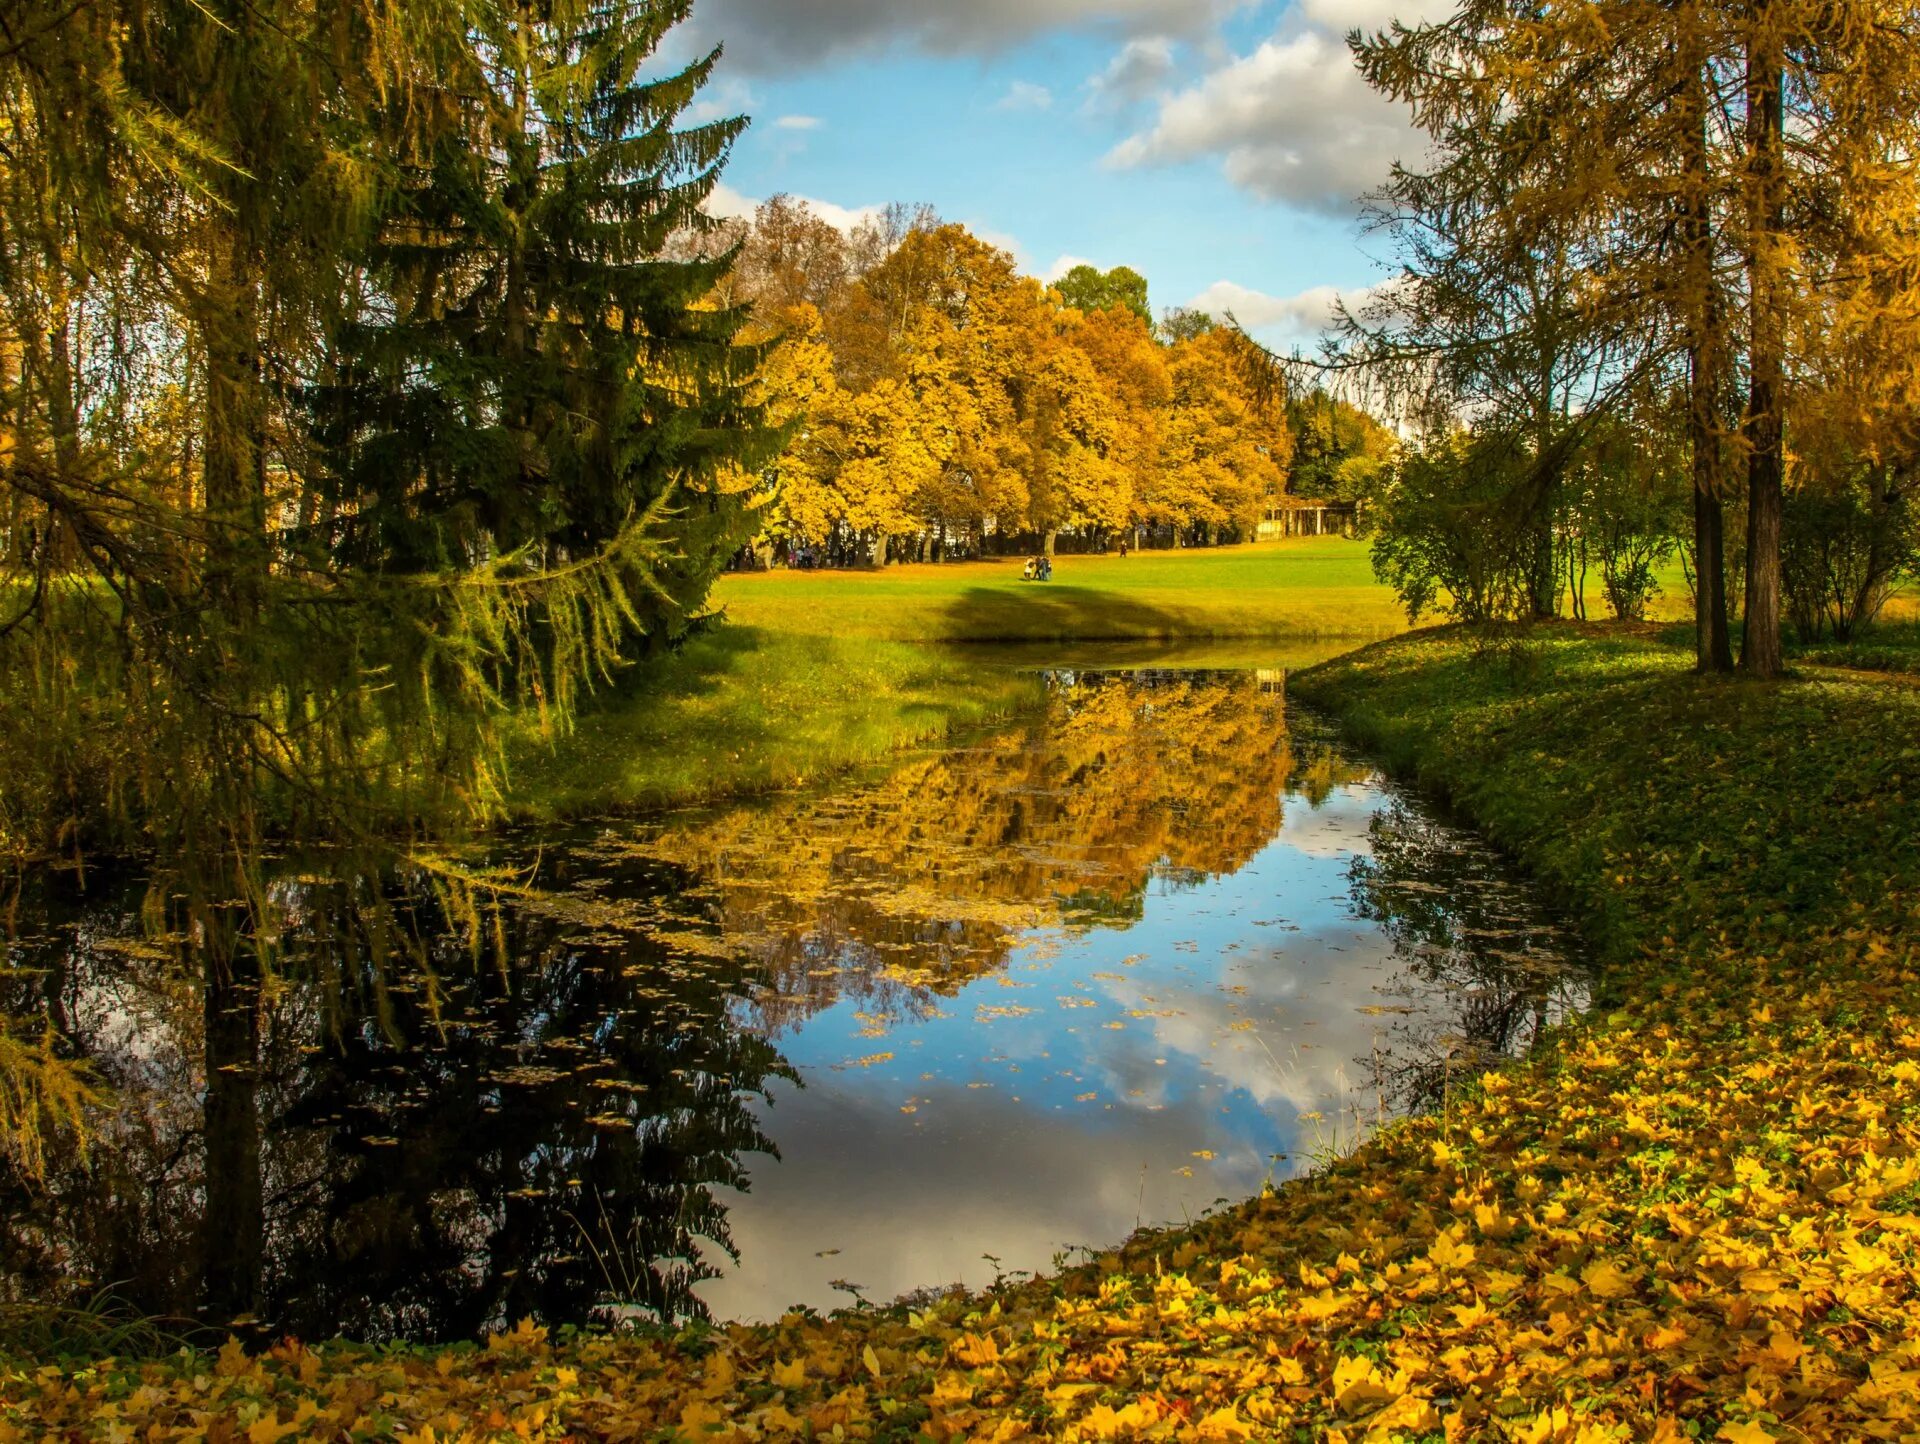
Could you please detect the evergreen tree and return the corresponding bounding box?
[319,0,783,643]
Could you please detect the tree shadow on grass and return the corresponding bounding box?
[937,584,1199,643]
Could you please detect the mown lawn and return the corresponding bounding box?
[712,537,1403,644]
[17,623,1920,1441]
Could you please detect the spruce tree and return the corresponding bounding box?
[320,0,781,644]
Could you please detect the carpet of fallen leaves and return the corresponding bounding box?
[7,625,1920,1442]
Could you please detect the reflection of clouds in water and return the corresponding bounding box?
[1275,784,1385,859]
[712,783,1432,1321]
[699,1074,1279,1322]
[1090,932,1398,1118]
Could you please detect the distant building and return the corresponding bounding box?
[1256,494,1358,540]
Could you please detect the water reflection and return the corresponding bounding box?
[0,670,1584,1341]
[1,873,790,1340]
[1347,801,1585,1115]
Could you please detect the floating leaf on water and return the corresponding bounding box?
[833,1052,895,1070]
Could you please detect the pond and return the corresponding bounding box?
[0,658,1584,1343]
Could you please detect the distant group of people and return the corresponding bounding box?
[1021,556,1054,582]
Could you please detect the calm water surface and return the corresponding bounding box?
[0,660,1583,1340]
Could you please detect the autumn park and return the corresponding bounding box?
[5,0,1920,1439]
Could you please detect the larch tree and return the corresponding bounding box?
[1355,0,1920,674]
[1,0,782,861]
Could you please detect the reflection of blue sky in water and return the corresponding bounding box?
[701,782,1484,1320]
[3,674,1579,1341]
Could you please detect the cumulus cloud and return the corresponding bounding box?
[1188,279,1378,335]
[966,222,1033,268]
[1106,0,1451,213]
[702,182,888,235]
[1043,254,1097,283]
[682,0,1231,73]
[1298,0,1458,34]
[1107,29,1417,213]
[772,114,824,130]
[682,75,755,128]
[994,80,1055,111]
[1086,35,1178,108]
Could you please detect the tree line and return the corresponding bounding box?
[709,199,1394,564]
[1338,0,1920,674]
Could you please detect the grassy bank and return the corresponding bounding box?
[16,623,1920,1440]
[511,538,1401,818]
[507,628,1044,820]
[1792,617,1920,676]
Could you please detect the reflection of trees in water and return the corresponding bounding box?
[632,673,1296,1034]
[0,861,791,1342]
[1347,801,1586,1115]
[0,670,1308,1342]
[0,678,1592,1344]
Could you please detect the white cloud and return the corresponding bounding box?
[773,114,824,130]
[682,0,1234,72]
[701,182,888,235]
[1107,2,1448,214]
[683,76,755,128]
[1299,0,1457,34]
[1043,253,1096,284]
[1187,279,1380,342]
[1087,35,1178,107]
[994,80,1055,111]
[702,181,758,223]
[966,222,1032,269]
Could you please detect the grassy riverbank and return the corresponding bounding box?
[15,623,1920,1440]
[512,538,1400,818]
[507,629,1045,819]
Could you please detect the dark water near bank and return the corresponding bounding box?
[0,664,1583,1341]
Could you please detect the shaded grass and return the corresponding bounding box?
[507,627,1043,821]
[713,537,1403,643]
[1790,617,1920,676]
[1292,623,1920,976]
[0,1292,191,1364]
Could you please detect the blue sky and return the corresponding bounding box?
[668,0,1444,349]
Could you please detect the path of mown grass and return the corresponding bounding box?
[13,624,1920,1442]
[511,539,1400,819]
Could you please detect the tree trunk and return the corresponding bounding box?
[201,941,264,1326]
[1680,52,1734,673]
[1528,522,1557,620]
[201,235,268,610]
[1739,13,1786,679]
[1693,484,1733,670]
[1042,529,1057,558]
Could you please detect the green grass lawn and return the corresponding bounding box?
[507,628,1044,820]
[711,537,1403,643]
[514,539,1403,817]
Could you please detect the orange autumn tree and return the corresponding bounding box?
[719,202,1313,559]
[1152,327,1293,545]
